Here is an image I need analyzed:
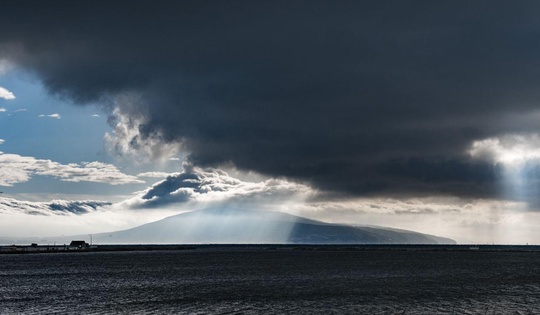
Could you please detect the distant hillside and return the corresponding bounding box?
[85,208,455,245]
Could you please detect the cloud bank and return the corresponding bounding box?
[2,2,540,203]
[0,152,144,186]
[0,196,111,216]
[3,169,538,244]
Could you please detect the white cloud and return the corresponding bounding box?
[0,152,145,186]
[469,133,540,165]
[104,104,183,164]
[123,164,313,209]
[137,171,171,178]
[14,109,27,112]
[0,139,4,145]
[39,113,61,119]
[0,86,15,100]
[91,114,100,118]
[0,108,6,112]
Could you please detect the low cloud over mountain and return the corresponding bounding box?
[124,164,312,209]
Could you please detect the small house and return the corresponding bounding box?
[69,240,89,248]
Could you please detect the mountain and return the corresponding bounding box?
[85,208,455,244]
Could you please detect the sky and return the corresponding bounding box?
[2,1,540,244]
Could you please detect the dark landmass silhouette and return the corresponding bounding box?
[89,208,456,244]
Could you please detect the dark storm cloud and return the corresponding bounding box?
[2,1,540,199]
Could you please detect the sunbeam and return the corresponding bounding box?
[469,134,540,207]
[469,134,540,242]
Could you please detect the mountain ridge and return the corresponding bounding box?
[89,208,456,245]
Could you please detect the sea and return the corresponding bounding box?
[1,247,539,314]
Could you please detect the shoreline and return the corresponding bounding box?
[2,244,540,255]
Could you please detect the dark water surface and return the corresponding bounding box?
[1,248,539,314]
